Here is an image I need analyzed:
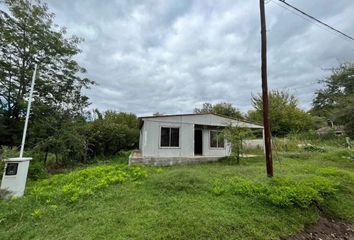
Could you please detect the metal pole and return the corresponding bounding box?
[259,0,273,177]
[19,64,38,158]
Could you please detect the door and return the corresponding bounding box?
[194,129,203,155]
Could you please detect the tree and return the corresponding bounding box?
[194,102,243,119]
[0,0,94,146]
[248,90,314,136]
[223,125,252,164]
[86,111,139,157]
[312,63,354,137]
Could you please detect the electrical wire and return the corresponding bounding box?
[273,0,354,43]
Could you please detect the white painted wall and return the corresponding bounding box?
[139,114,262,158]
[141,120,194,157]
[202,129,231,157]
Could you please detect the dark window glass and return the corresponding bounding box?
[210,131,218,148]
[160,127,170,147]
[170,128,180,147]
[161,127,179,147]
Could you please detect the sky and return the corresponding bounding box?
[45,0,354,116]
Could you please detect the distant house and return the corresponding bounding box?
[129,113,263,166]
[316,126,345,136]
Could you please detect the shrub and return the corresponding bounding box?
[28,161,47,180]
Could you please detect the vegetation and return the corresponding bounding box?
[0,1,139,171]
[247,90,315,136]
[0,0,94,147]
[0,148,353,239]
[312,63,354,138]
[194,102,244,119]
[223,125,253,164]
[0,1,353,239]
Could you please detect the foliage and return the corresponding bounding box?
[0,150,353,239]
[248,90,314,136]
[86,111,139,157]
[312,63,354,138]
[29,164,147,203]
[303,144,325,153]
[27,111,138,166]
[28,160,47,180]
[0,0,94,147]
[212,174,338,208]
[272,132,347,153]
[31,209,41,219]
[223,125,253,164]
[194,102,244,119]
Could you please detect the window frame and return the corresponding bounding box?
[159,126,181,148]
[209,130,225,149]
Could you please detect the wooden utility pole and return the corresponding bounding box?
[259,0,273,177]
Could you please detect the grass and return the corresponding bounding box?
[0,149,353,240]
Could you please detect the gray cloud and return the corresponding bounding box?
[46,0,354,115]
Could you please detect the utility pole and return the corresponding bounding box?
[259,0,273,177]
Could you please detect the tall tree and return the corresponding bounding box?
[248,90,314,136]
[312,63,354,137]
[0,0,94,146]
[194,102,243,119]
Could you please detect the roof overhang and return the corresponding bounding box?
[138,113,263,129]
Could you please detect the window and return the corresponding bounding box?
[210,130,224,148]
[160,127,180,147]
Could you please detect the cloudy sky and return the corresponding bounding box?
[46,0,354,116]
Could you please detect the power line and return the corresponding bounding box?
[277,0,354,42]
[271,1,347,41]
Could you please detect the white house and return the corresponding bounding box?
[129,113,264,166]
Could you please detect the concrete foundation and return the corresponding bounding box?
[129,150,222,166]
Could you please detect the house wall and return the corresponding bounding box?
[140,117,232,158]
[141,120,194,157]
[202,129,231,157]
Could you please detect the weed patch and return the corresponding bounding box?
[212,172,344,208]
[29,164,147,203]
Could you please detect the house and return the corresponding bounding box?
[129,113,264,166]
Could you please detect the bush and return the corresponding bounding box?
[28,161,47,180]
[86,112,139,157]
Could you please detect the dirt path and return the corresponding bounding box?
[287,217,354,240]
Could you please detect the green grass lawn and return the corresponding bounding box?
[0,149,353,240]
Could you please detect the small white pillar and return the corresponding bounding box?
[1,157,31,197]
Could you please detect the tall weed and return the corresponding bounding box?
[212,172,344,208]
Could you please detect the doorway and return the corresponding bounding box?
[194,129,203,155]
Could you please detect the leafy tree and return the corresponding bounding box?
[194,102,243,119]
[223,125,252,164]
[312,63,354,137]
[0,0,94,146]
[86,111,139,157]
[248,90,314,136]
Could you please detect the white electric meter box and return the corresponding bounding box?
[1,157,31,197]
